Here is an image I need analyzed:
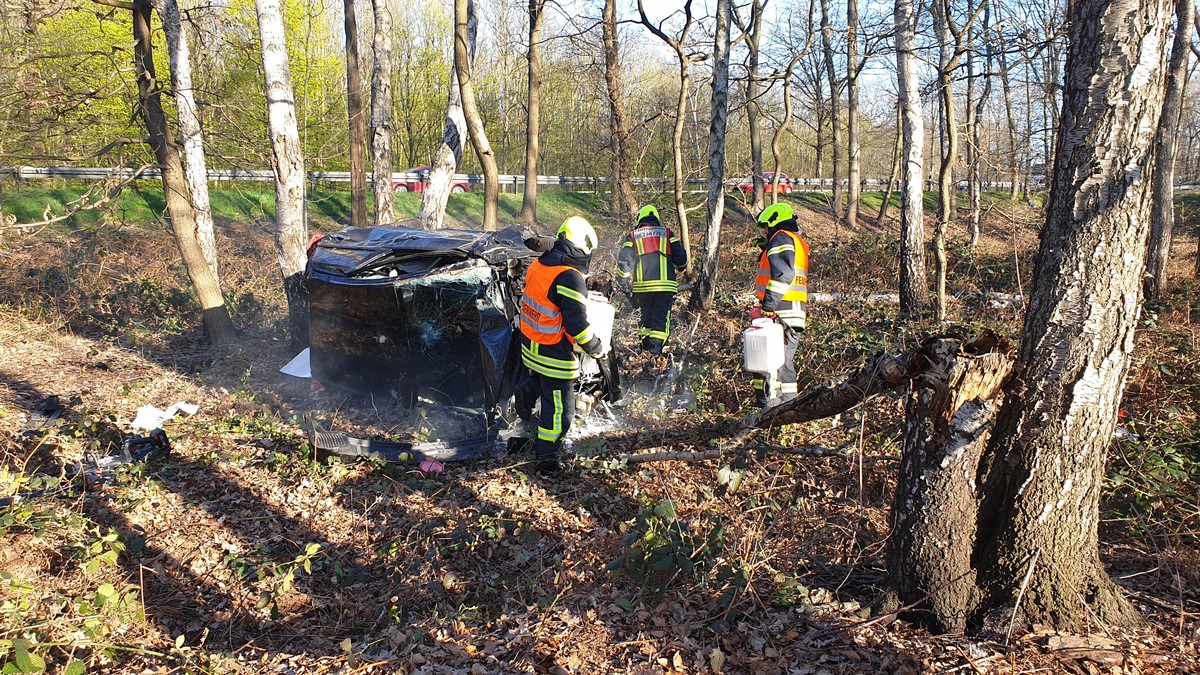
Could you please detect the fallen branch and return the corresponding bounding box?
[623,444,899,465]
[614,333,1009,465]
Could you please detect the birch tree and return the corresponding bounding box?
[420,0,475,229]
[690,0,730,310]
[369,0,394,226]
[131,0,236,347]
[895,0,927,316]
[889,0,1172,632]
[255,0,310,347]
[1145,0,1193,301]
[150,0,218,285]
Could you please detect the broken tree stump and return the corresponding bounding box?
[886,333,1012,633]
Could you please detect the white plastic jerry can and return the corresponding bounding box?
[576,292,616,366]
[585,291,616,347]
[743,318,785,375]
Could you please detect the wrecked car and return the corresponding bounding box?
[304,222,619,461]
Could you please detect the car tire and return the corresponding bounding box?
[395,185,408,193]
[452,185,465,194]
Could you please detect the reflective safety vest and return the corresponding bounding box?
[520,261,575,345]
[756,230,809,325]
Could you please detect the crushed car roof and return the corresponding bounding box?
[307,222,537,278]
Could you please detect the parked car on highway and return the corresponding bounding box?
[739,171,793,194]
[392,166,471,194]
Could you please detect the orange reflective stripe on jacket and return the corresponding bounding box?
[755,230,809,302]
[520,261,575,345]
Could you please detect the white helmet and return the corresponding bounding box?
[557,216,598,255]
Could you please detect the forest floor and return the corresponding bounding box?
[1,191,1199,674]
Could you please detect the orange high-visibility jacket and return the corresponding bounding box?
[755,229,809,327]
[519,257,602,379]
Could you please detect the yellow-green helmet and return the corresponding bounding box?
[637,204,660,224]
[557,216,598,255]
[757,203,796,227]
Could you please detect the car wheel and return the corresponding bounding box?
[452,185,466,194]
[395,185,408,193]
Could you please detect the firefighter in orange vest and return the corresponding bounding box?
[615,205,688,355]
[515,216,609,473]
[751,203,809,407]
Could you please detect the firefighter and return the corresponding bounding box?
[615,205,688,355]
[751,202,809,407]
[515,216,609,473]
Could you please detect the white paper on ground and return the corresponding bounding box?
[131,401,199,430]
[280,348,312,378]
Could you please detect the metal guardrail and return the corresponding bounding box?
[0,165,1028,191]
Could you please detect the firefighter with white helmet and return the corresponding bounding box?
[515,216,608,473]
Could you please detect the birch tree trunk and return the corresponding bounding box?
[419,2,475,229]
[845,0,860,230]
[151,0,218,286]
[895,0,927,316]
[888,0,1172,633]
[520,0,545,225]
[820,0,843,226]
[690,0,730,311]
[454,0,499,230]
[343,0,368,229]
[255,0,310,347]
[369,0,394,226]
[1145,0,1193,301]
[132,0,236,348]
[638,0,696,271]
[602,0,637,218]
[973,0,1171,630]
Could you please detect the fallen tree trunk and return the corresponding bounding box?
[618,332,1009,464]
[617,339,926,464]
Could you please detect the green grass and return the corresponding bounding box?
[392,190,605,228]
[0,185,609,233]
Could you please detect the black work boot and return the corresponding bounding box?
[533,440,563,475]
[644,338,665,356]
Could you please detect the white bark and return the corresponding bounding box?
[691,0,730,310]
[369,0,394,226]
[255,0,310,344]
[151,0,218,285]
[896,0,927,315]
[420,1,476,229]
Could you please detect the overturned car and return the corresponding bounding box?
[304,222,619,461]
